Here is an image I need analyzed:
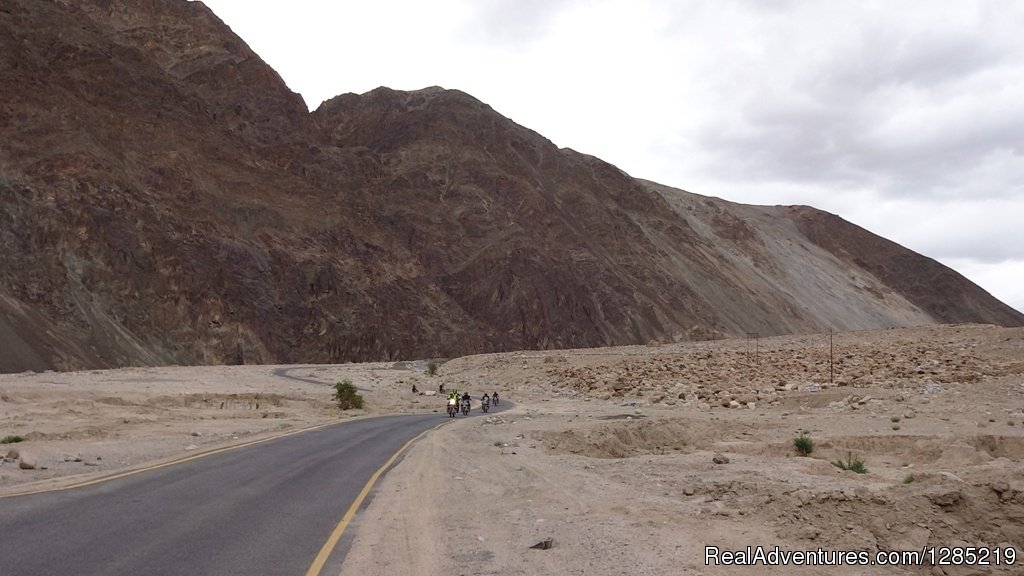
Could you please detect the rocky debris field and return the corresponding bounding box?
[544,325,1018,410]
[340,324,1024,575]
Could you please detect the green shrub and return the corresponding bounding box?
[1,435,24,444]
[427,360,438,377]
[832,452,867,474]
[793,432,814,456]
[903,473,915,484]
[333,380,364,410]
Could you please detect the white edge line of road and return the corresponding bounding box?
[0,420,341,499]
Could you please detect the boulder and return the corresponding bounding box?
[18,453,37,470]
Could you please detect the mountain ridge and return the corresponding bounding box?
[0,0,1020,372]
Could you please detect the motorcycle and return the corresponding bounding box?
[492,394,500,406]
[481,398,490,413]
[460,399,471,416]
[447,401,458,418]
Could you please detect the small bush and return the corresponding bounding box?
[793,433,814,456]
[903,473,915,484]
[890,416,901,423]
[427,360,438,377]
[832,452,867,474]
[493,441,504,447]
[333,380,364,410]
[1,435,24,444]
[892,425,901,431]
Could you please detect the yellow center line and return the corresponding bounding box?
[305,421,448,576]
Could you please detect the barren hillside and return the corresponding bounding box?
[0,0,1020,372]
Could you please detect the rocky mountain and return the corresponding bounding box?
[1,0,1021,373]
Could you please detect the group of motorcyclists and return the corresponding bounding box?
[444,389,499,417]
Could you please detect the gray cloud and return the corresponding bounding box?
[688,3,1024,204]
[458,0,578,46]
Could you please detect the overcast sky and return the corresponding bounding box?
[201,0,1023,313]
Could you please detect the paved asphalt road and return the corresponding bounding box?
[0,398,506,576]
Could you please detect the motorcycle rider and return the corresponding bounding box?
[461,391,471,405]
[492,391,499,405]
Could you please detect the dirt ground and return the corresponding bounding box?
[2,324,1023,575]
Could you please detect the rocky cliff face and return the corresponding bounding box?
[1,0,1021,372]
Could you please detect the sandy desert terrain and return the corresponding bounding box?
[2,324,1023,575]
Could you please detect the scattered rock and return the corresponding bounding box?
[18,454,37,470]
[928,489,962,507]
[530,537,554,550]
[712,453,730,464]
[904,410,916,419]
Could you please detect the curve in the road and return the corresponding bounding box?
[271,366,371,391]
[0,399,512,575]
[0,413,447,575]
